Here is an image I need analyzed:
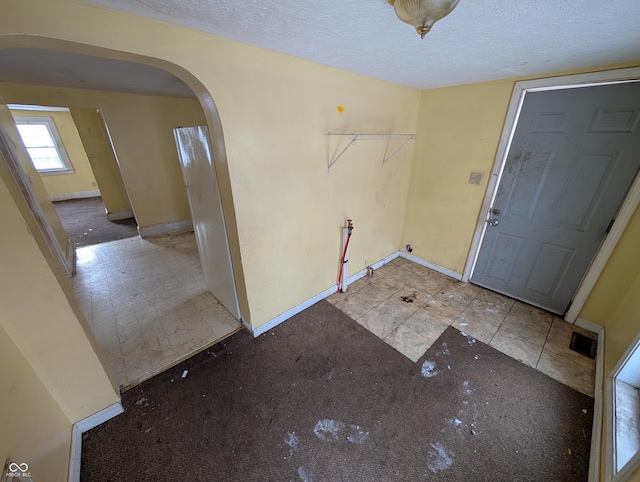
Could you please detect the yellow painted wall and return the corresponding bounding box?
[402,70,640,482]
[0,139,119,478]
[228,79,419,324]
[402,81,514,273]
[0,100,70,262]
[70,107,131,215]
[627,468,640,482]
[579,206,640,326]
[0,324,72,482]
[0,171,118,421]
[580,166,640,482]
[0,0,420,327]
[2,0,639,478]
[598,271,640,481]
[10,108,99,197]
[0,81,205,229]
[403,64,640,277]
[603,272,640,378]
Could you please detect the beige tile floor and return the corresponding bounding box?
[327,256,597,397]
[72,237,596,396]
[72,232,242,390]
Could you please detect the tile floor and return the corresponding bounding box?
[327,256,597,397]
[72,235,596,397]
[72,232,242,390]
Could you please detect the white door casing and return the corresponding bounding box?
[0,101,75,277]
[174,126,241,320]
[470,82,640,314]
[463,67,640,322]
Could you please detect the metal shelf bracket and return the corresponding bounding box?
[326,133,416,172]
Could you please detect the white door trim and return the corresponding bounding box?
[174,126,241,320]
[463,67,640,323]
[0,104,75,277]
[606,330,640,482]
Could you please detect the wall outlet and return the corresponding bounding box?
[469,172,484,185]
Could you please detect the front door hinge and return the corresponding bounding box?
[564,300,573,314]
[605,218,615,234]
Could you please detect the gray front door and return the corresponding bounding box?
[471,82,640,314]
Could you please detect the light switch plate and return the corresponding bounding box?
[469,172,483,185]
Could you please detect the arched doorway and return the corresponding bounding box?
[0,36,248,389]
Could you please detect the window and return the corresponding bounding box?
[609,334,640,481]
[13,116,74,175]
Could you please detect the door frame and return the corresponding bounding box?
[462,66,640,322]
[0,102,75,277]
[0,35,247,324]
[174,126,242,320]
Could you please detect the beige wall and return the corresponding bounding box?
[0,101,70,257]
[580,206,640,326]
[0,2,420,473]
[405,74,640,482]
[227,76,419,324]
[1,0,421,328]
[403,80,514,273]
[70,107,131,215]
[602,272,640,378]
[0,149,119,478]
[0,81,205,229]
[598,272,640,481]
[2,0,640,479]
[402,72,640,481]
[0,168,118,421]
[0,324,72,482]
[402,71,640,328]
[10,108,99,197]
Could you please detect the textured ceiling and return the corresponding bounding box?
[80,0,640,90]
[1,1,639,97]
[0,48,195,98]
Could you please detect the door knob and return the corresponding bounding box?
[487,219,499,226]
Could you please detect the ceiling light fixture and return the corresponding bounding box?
[388,0,460,39]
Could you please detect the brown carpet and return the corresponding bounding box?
[53,196,137,247]
[81,300,593,481]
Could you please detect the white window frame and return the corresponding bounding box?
[13,115,74,175]
[606,332,640,482]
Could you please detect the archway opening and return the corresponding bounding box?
[0,36,247,390]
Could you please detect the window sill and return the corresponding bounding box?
[38,168,75,176]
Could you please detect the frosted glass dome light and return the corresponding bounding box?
[388,0,461,38]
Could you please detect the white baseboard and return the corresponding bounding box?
[575,317,604,335]
[106,210,134,221]
[74,401,124,433]
[65,237,76,277]
[68,401,123,482]
[250,251,402,337]
[251,284,338,337]
[358,251,401,280]
[241,317,253,333]
[138,219,193,239]
[399,251,463,281]
[575,318,605,482]
[249,250,464,338]
[68,425,82,482]
[243,250,464,338]
[50,190,100,202]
